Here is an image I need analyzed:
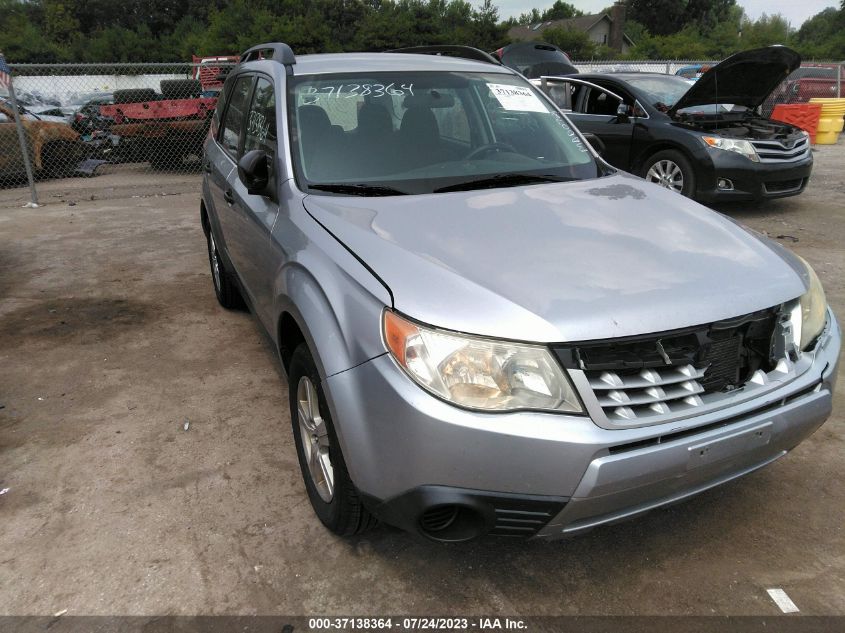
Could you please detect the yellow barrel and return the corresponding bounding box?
[810,98,845,144]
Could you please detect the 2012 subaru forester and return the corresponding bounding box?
[200,43,840,542]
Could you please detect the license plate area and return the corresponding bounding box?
[687,421,772,470]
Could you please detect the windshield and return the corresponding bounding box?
[625,75,694,109]
[625,74,748,114]
[287,71,599,195]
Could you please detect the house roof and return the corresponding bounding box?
[507,13,635,47]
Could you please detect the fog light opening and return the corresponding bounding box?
[418,505,486,542]
[717,178,734,191]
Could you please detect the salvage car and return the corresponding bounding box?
[0,99,86,179]
[201,43,839,541]
[493,41,577,78]
[70,93,115,134]
[536,46,813,202]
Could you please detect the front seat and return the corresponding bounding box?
[399,106,442,169]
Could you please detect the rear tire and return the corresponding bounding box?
[642,149,696,198]
[288,343,377,536]
[113,88,158,104]
[205,227,243,309]
[160,79,202,100]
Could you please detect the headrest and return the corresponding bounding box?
[298,105,330,129]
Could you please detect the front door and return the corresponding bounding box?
[538,78,634,169]
[227,75,281,328]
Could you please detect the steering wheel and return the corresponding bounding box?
[463,142,517,160]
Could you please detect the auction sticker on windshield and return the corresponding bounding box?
[487,83,546,112]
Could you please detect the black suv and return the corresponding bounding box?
[536,47,813,203]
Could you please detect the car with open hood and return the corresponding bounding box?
[535,46,812,202]
[200,43,839,542]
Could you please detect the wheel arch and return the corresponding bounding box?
[199,199,211,236]
[631,141,698,177]
[273,260,387,381]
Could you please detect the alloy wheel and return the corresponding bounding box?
[209,232,222,292]
[296,376,334,503]
[646,159,684,193]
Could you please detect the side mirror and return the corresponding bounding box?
[616,102,632,122]
[238,149,273,197]
[581,133,606,157]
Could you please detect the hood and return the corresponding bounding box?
[669,46,801,115]
[303,174,806,343]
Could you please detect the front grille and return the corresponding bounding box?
[751,136,810,163]
[607,379,823,455]
[588,364,707,419]
[764,178,805,194]
[554,308,784,423]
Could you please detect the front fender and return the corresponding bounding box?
[272,199,392,379]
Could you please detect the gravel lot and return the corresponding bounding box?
[1,145,844,617]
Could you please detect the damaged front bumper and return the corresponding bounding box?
[323,311,839,542]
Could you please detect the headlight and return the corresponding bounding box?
[382,311,582,413]
[790,257,828,351]
[702,136,759,162]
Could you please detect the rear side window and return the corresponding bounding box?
[243,77,277,155]
[220,75,254,157]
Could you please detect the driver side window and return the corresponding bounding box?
[243,77,276,156]
[219,75,255,158]
[582,88,621,116]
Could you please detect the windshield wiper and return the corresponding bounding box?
[433,173,571,194]
[308,183,408,197]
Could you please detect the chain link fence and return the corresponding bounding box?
[0,61,236,194]
[0,58,842,196]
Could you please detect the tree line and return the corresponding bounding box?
[1,0,843,64]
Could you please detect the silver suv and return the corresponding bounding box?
[201,43,840,542]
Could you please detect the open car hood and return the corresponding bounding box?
[669,46,801,115]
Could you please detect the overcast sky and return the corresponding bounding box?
[495,0,837,28]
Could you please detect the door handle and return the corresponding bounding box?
[203,161,212,173]
[223,189,234,205]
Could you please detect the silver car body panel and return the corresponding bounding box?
[303,171,807,343]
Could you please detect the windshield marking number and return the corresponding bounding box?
[487,83,547,113]
[301,83,414,101]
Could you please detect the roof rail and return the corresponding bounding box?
[388,45,501,66]
[240,43,296,74]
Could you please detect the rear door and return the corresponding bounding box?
[227,75,280,326]
[539,77,634,169]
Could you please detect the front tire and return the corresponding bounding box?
[288,343,376,536]
[642,149,696,198]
